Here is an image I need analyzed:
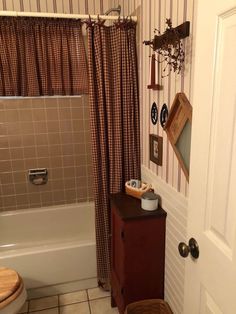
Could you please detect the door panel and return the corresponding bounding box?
[184,0,236,313]
[205,9,236,253]
[200,286,223,314]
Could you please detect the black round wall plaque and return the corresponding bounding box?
[160,103,169,128]
[151,102,158,125]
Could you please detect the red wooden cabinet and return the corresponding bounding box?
[110,193,167,314]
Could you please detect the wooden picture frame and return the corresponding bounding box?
[164,92,192,181]
[149,134,163,166]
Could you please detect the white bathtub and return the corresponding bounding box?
[0,202,97,298]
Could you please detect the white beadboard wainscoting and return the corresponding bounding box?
[142,165,188,314]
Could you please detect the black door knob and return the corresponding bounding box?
[178,238,199,259]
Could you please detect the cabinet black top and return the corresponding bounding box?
[109,192,167,221]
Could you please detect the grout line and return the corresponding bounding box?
[86,290,92,314]
[81,96,90,202]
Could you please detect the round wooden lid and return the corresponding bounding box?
[0,267,21,302]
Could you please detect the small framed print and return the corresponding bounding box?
[149,134,163,166]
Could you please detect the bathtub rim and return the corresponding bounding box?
[0,201,95,217]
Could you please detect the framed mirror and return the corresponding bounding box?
[164,92,192,181]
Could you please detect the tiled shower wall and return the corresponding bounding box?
[0,96,93,211]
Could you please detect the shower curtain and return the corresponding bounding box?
[0,17,88,96]
[87,19,141,289]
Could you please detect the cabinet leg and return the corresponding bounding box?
[111,290,116,308]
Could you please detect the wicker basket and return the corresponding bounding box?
[125,299,173,314]
[125,181,152,199]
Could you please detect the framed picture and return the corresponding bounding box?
[164,92,192,181]
[149,134,163,166]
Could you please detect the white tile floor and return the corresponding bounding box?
[18,287,119,314]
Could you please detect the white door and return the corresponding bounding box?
[183,0,236,313]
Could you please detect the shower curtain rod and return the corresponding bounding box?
[0,10,137,21]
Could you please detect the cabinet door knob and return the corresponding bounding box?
[178,238,199,259]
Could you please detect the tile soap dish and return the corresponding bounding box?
[125,181,152,199]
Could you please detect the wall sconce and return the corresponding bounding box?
[143,19,190,77]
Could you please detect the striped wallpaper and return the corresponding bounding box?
[0,0,110,14]
[113,0,194,197]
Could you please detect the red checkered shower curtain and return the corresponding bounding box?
[87,19,141,290]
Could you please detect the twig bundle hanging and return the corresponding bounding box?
[143,19,190,78]
[155,19,185,77]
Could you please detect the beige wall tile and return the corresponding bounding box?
[19,109,33,121]
[24,147,37,158]
[72,120,85,132]
[15,183,28,194]
[50,156,63,168]
[32,108,46,121]
[35,134,48,146]
[16,194,29,205]
[0,123,7,135]
[62,155,75,167]
[0,160,12,172]
[59,120,72,132]
[0,172,14,184]
[53,190,65,202]
[5,110,19,122]
[49,145,62,156]
[45,98,58,108]
[73,132,85,144]
[7,122,21,135]
[20,122,34,134]
[50,168,63,180]
[24,158,37,169]
[0,148,10,160]
[46,108,59,121]
[13,171,26,183]
[48,133,61,145]
[22,134,35,147]
[41,191,53,204]
[2,195,17,207]
[10,147,24,159]
[74,143,86,155]
[12,159,25,171]
[61,144,74,155]
[71,107,83,119]
[2,184,15,195]
[32,98,44,108]
[34,121,47,133]
[65,189,76,201]
[70,97,82,107]
[64,178,76,189]
[1,95,93,211]
[28,192,41,204]
[36,146,50,158]
[58,108,72,120]
[47,121,60,133]
[8,135,22,147]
